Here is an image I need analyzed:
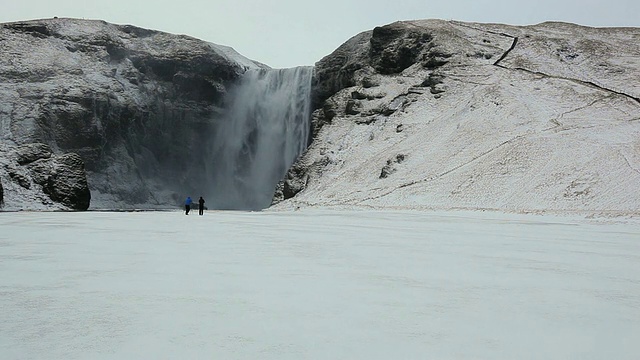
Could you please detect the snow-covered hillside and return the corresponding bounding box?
[278,20,640,216]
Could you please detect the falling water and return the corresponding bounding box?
[208,66,313,210]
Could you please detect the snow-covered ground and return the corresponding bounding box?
[1,209,639,359]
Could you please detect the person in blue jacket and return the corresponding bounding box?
[185,196,192,215]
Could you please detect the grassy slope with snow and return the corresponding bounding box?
[281,21,640,216]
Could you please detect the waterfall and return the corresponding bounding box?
[208,66,313,210]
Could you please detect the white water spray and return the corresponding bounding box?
[209,67,313,210]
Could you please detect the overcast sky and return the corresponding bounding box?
[3,0,639,68]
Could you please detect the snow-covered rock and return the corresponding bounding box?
[0,18,261,210]
[277,20,640,216]
[0,142,90,210]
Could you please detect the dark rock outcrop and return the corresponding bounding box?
[369,22,434,74]
[273,154,331,205]
[0,18,259,209]
[312,21,451,120]
[14,143,52,165]
[306,21,456,142]
[379,154,407,179]
[1,142,90,210]
[312,32,372,110]
[28,153,91,210]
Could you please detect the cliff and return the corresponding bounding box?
[0,18,260,210]
[275,20,640,215]
[2,18,639,215]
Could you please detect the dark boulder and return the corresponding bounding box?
[28,153,91,210]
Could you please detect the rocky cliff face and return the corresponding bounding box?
[4,18,639,214]
[276,20,640,215]
[0,142,90,210]
[0,173,3,207]
[0,18,259,210]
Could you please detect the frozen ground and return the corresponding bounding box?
[0,209,639,359]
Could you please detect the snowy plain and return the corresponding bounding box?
[1,209,639,359]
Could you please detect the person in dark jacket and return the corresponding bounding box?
[185,196,192,215]
[198,196,205,215]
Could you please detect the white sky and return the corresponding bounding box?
[2,0,639,68]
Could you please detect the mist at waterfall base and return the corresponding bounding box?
[206,67,313,210]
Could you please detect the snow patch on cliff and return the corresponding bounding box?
[209,43,264,70]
